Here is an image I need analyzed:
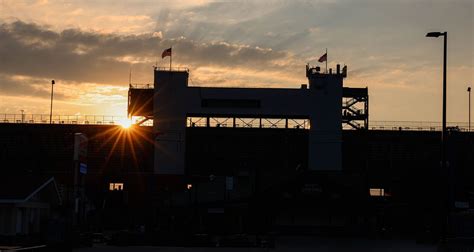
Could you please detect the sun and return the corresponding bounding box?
[118,119,133,129]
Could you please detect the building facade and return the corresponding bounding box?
[153,65,347,174]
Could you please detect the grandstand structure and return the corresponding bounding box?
[151,65,350,174]
[1,64,473,242]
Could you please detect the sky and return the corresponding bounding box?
[0,0,472,122]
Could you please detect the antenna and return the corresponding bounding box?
[129,67,132,86]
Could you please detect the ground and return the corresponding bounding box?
[74,236,438,252]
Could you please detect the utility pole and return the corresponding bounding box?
[50,80,55,124]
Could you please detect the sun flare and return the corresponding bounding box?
[118,119,132,129]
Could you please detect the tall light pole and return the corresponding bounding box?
[426,31,448,241]
[50,80,55,124]
[468,87,471,131]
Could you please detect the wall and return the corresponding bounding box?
[153,68,343,174]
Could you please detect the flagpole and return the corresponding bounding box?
[170,46,172,71]
[325,48,328,73]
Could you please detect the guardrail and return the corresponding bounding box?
[154,66,189,72]
[129,83,153,89]
[369,121,471,132]
[0,114,129,125]
[0,114,471,132]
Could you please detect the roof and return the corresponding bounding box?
[0,175,61,204]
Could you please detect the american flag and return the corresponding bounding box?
[318,53,327,63]
[162,47,172,58]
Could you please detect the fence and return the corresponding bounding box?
[369,121,471,132]
[0,114,471,132]
[0,114,128,126]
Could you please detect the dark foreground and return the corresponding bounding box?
[73,237,439,252]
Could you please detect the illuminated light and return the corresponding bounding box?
[187,184,193,190]
[109,182,124,191]
[369,188,389,197]
[118,119,132,129]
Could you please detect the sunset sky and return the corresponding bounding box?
[0,0,472,122]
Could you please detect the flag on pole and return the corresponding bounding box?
[162,48,172,58]
[318,53,327,63]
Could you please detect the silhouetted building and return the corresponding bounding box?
[153,65,346,174]
[0,65,473,243]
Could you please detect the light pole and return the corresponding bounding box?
[426,31,448,241]
[468,87,471,131]
[50,80,55,124]
[426,31,447,151]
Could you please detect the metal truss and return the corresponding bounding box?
[342,87,369,130]
[187,116,310,130]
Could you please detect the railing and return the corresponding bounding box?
[187,116,310,129]
[0,114,129,125]
[369,121,471,132]
[0,114,471,132]
[154,67,189,72]
[129,83,153,89]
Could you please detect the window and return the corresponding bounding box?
[369,188,386,197]
[186,116,310,129]
[187,117,207,127]
[109,183,124,191]
[201,99,260,108]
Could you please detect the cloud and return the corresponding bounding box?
[0,72,128,102]
[0,0,214,34]
[0,73,64,99]
[0,74,129,115]
[0,21,293,87]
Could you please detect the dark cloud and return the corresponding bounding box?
[0,21,290,88]
[156,1,316,50]
[0,74,65,99]
[0,21,159,85]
